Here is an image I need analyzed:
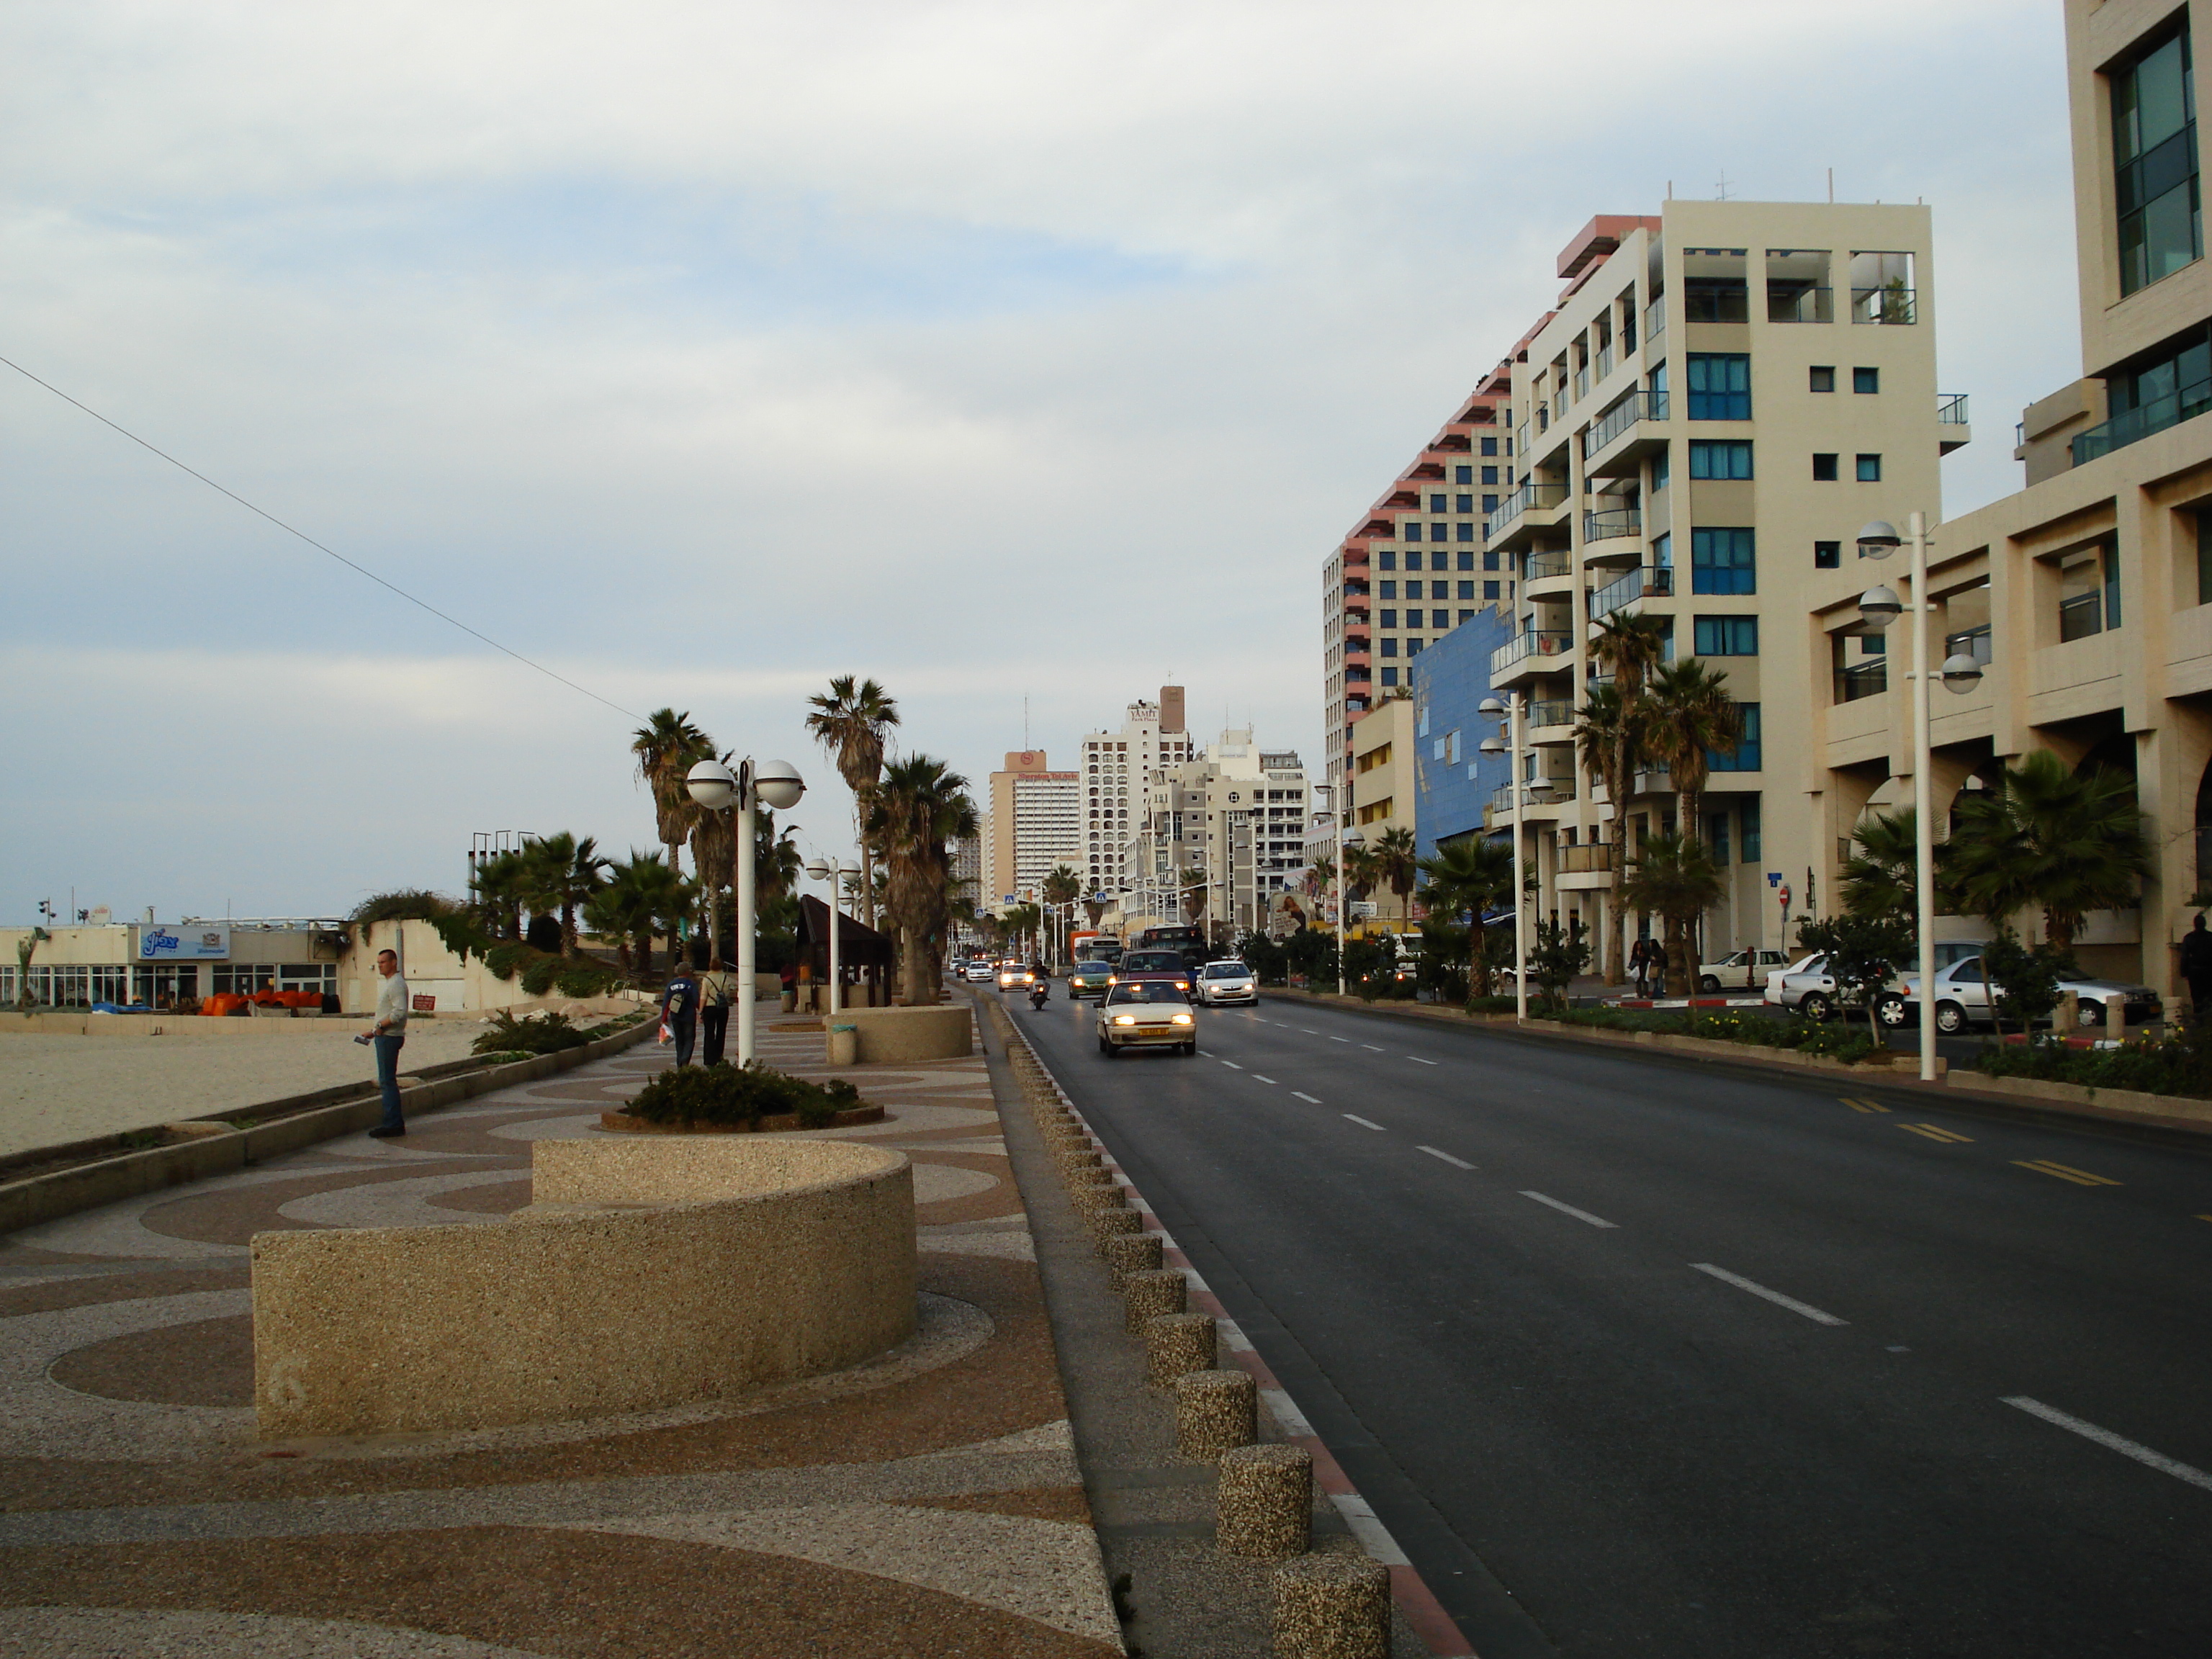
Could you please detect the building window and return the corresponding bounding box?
[1380,638,1398,656]
[1431,609,1449,629]
[1483,552,1500,571]
[1455,464,1473,483]
[1686,353,1752,419]
[1652,448,1670,492]
[1455,580,1473,599]
[1652,531,1672,570]
[1482,493,1498,512]
[2115,25,2201,296]
[1479,437,1498,457]
[1708,811,1731,866]
[1407,639,1424,655]
[1460,608,1477,623]
[1380,667,1398,686]
[1429,494,1447,512]
[1455,493,1473,513]
[1692,527,1757,595]
[1455,521,1475,543]
[1810,365,1835,392]
[1853,367,1880,394]
[1856,453,1883,482]
[1431,523,1448,542]
[1689,441,1754,480]
[1406,581,1423,598]
[1740,796,1761,861]
[1405,523,1422,542]
[1813,453,1839,480]
[1379,580,1395,598]
[1481,466,1498,485]
[1483,581,1501,599]
[1708,703,1761,772]
[1379,552,1395,570]
[1694,614,1759,655]
[1815,539,1841,568]
[1380,609,1396,627]
[1457,551,1475,570]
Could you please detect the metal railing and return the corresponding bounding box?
[1589,565,1672,621]
[1583,390,1670,459]
[1938,392,1970,426]
[1524,548,1573,580]
[1487,778,1576,814]
[1574,367,1590,402]
[1835,660,1889,703]
[1944,622,1991,664]
[1683,285,1750,323]
[1527,699,1574,729]
[1559,843,1612,874]
[1485,478,1568,538]
[1851,284,1917,324]
[1490,630,1574,675]
[2059,591,2104,642]
[2070,378,2212,464]
[1583,508,1642,542]
[1644,297,1666,343]
[1767,284,1833,323]
[1595,346,1614,381]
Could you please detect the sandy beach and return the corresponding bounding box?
[0,1021,489,1159]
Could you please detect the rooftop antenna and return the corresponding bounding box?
[1023,696,1029,751]
[1827,166,1835,203]
[1714,171,1734,202]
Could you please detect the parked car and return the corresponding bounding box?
[1097,980,1199,1056]
[1696,948,1791,993]
[1067,960,1116,1000]
[1194,961,1257,1005]
[1767,955,1907,1022]
[1884,956,2163,1035]
[1763,951,1822,1001]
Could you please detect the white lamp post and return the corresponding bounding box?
[1856,514,1984,1082]
[802,853,853,1020]
[688,757,806,1066]
[1482,693,1551,1025]
[1337,793,1364,999]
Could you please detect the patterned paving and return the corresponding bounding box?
[0,1012,1120,1657]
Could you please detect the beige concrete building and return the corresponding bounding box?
[983,751,1081,914]
[1346,696,1418,935]
[1118,729,1310,945]
[1480,202,1963,974]
[1079,688,1195,900]
[1822,0,2212,993]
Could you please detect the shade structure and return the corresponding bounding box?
[795,894,895,979]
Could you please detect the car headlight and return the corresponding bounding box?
[1176,980,1189,990]
[1112,1015,1137,1025]
[1170,1012,1192,1025]
[1107,975,1118,986]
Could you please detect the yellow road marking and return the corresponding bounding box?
[2197,1214,2212,1224]
[2015,1159,2122,1187]
[1840,1097,1891,1114]
[1899,1122,1974,1143]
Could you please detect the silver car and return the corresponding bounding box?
[1767,954,1906,1022]
[1885,956,2163,1035]
[1194,960,1257,1005]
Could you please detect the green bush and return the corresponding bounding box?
[1975,1030,2212,1098]
[485,943,535,983]
[555,963,623,998]
[472,1011,590,1056]
[625,1061,863,1128]
[520,955,564,996]
[1542,1004,1880,1064]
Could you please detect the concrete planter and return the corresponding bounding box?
[597,1105,886,1135]
[838,1004,974,1063]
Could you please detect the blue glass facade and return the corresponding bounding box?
[1408,608,1516,861]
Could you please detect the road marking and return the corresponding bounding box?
[1330,1035,1351,1043]
[1251,1075,1278,1085]
[2199,1214,2212,1224]
[1689,1263,1847,1326]
[1220,1060,1244,1070]
[1899,1122,1974,1143]
[1407,1056,1439,1066]
[1361,1044,1385,1051]
[1300,1028,1319,1034]
[1840,1097,1891,1114]
[1419,1146,1475,1169]
[1519,1190,1619,1229]
[1342,1114,1387,1131]
[2015,1159,2122,1187]
[2002,1396,2212,1493]
[1290,1091,1323,1105]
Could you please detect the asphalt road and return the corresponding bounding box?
[1004,986,2212,1659]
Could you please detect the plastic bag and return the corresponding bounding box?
[657,1020,672,1045]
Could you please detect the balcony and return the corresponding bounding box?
[1851,285,1917,325]
[1559,843,1612,875]
[1583,508,1642,544]
[1835,660,1889,703]
[1938,392,1972,456]
[1487,778,1576,817]
[1525,548,1573,581]
[1683,284,1750,324]
[1595,346,1615,381]
[1945,622,1992,664]
[1589,565,1672,622]
[2059,590,2105,642]
[2070,377,2212,466]
[1644,297,1667,345]
[1527,699,1575,732]
[1768,284,1833,323]
[1574,367,1590,402]
[1582,390,1671,477]
[1484,479,1569,550]
[1489,629,1574,685]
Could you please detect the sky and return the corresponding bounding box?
[1,0,2074,924]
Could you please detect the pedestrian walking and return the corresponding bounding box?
[364,948,409,1138]
[699,956,734,1066]
[662,962,701,1068]
[1630,937,1653,998]
[2179,914,2212,1022]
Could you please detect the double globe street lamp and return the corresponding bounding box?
[1855,513,1984,1082]
[1480,693,1555,1025]
[686,757,806,1067]
[802,853,855,1020]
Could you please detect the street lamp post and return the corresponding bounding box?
[1335,773,1364,999]
[1482,694,1557,1025]
[802,853,853,1020]
[1856,514,1985,1082]
[688,757,806,1067]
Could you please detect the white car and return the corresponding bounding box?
[1194,961,1256,1005]
[963,961,995,984]
[1696,948,1790,994]
[1763,951,1822,1001]
[1097,981,1200,1056]
[1767,955,1906,1022]
[1885,956,2163,1035]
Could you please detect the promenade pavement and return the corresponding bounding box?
[0,1014,1122,1657]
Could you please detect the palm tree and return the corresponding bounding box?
[1418,835,1516,994]
[1043,865,1083,957]
[631,709,713,881]
[470,848,531,942]
[1177,866,1210,927]
[1002,902,1042,956]
[1943,751,2153,954]
[1372,826,1419,930]
[1588,613,1670,981]
[1841,808,1917,922]
[526,832,608,955]
[1641,659,1743,851]
[868,753,979,1003]
[1342,842,1380,930]
[1619,832,1725,996]
[584,851,670,974]
[806,676,901,932]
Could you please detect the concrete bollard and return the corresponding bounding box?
[1271,1551,1390,1657]
[1092,1208,1144,1250]
[1071,1169,1120,1202]
[1057,1147,1105,1179]
[1124,1268,1188,1336]
[1146,1310,1216,1386]
[1218,1444,1313,1559]
[825,1024,858,1067]
[1103,1231,1164,1289]
[1177,1368,1257,1463]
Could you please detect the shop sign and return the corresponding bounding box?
[138,925,230,961]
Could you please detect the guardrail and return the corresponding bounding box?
[1583,508,1642,543]
[1489,630,1574,675]
[1589,565,1672,621]
[1583,391,1668,459]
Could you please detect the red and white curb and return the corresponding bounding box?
[1001,1022,1478,1659]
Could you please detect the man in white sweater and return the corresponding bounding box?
[367,948,410,1138]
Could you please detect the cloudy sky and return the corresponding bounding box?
[2,1,2071,923]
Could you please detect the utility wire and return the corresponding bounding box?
[0,352,644,722]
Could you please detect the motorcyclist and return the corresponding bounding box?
[1028,973,1050,1010]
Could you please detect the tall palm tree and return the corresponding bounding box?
[1642,659,1743,850]
[868,753,978,1004]
[1841,807,1917,922]
[1043,865,1083,956]
[525,832,609,955]
[1418,835,1516,994]
[471,848,531,942]
[1342,843,1380,927]
[584,851,671,974]
[1620,832,1725,995]
[1372,826,1419,930]
[1942,750,2152,953]
[631,709,713,881]
[1177,866,1210,926]
[806,676,901,932]
[1588,613,1670,980]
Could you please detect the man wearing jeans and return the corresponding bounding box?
[367,948,409,1138]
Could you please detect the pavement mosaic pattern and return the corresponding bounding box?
[0,1013,1120,1657]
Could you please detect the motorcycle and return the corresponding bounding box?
[1028,980,1050,1012]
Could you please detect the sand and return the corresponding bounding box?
[0,1022,490,1160]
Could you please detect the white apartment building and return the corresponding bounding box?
[1079,686,1195,899]
[1120,729,1309,945]
[1485,203,1959,974]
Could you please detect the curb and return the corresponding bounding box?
[0,1017,660,1238]
[994,1010,1477,1658]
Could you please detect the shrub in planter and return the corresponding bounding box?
[485,943,535,983]
[472,1011,590,1056]
[555,963,621,998]
[520,955,565,997]
[625,1062,863,1128]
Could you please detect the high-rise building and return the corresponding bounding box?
[1121,728,1309,945]
[985,752,1081,912]
[1079,689,1195,898]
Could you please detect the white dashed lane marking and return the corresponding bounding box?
[1418,1146,1475,1170]
[1252,1075,1278,1085]
[1292,1092,1322,1104]
[1343,1115,1388,1131]
[2002,1397,2212,1493]
[1690,1262,1847,1326]
[1361,1045,1385,1052]
[1330,1036,1351,1043]
[1220,1060,1244,1070]
[1519,1191,1619,1230]
[1408,1056,1439,1066]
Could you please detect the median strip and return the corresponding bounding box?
[1689,1262,1847,1326]
[2002,1396,2212,1493]
[1417,1146,1475,1170]
[1519,1190,1619,1230]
